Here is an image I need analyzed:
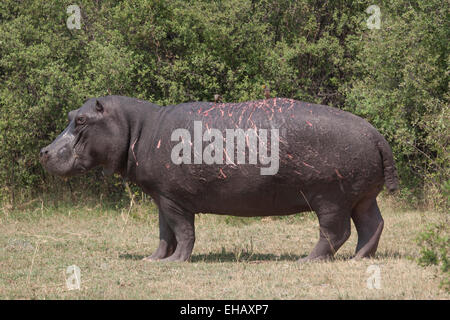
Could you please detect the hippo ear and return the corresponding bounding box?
[68,110,78,122]
[96,100,104,113]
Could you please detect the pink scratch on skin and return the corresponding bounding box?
[245,135,254,149]
[203,106,216,116]
[303,162,321,174]
[261,100,274,119]
[165,163,170,169]
[247,106,256,124]
[306,121,313,127]
[266,101,275,120]
[335,169,344,179]
[294,170,302,175]
[302,161,315,169]
[286,154,293,160]
[156,139,161,149]
[238,105,247,126]
[223,148,235,165]
[131,138,139,166]
[219,168,227,179]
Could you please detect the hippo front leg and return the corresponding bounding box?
[143,210,177,261]
[153,196,195,262]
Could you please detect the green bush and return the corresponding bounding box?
[417,222,449,291]
[344,0,449,208]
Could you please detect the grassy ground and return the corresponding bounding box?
[0,199,448,299]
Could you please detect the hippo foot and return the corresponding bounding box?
[143,248,191,262]
[142,249,175,262]
[142,239,177,262]
[143,250,178,262]
[158,244,192,262]
[159,255,189,262]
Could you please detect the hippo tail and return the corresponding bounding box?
[376,137,399,193]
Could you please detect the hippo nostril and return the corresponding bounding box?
[40,148,49,159]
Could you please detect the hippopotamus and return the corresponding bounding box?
[40,95,398,262]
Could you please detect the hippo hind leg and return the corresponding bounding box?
[352,198,384,259]
[299,201,352,263]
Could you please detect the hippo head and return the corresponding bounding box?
[40,97,128,177]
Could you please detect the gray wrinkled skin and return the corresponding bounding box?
[40,96,399,262]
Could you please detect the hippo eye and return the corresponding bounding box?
[76,116,86,125]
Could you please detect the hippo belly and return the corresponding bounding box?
[194,179,311,216]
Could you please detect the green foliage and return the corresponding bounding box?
[0,0,448,211]
[417,222,449,291]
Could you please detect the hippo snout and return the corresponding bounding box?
[39,145,62,164]
[39,147,50,163]
[39,139,78,176]
[40,144,73,164]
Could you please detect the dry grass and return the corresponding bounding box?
[0,199,448,299]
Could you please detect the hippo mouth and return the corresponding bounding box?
[40,153,76,177]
